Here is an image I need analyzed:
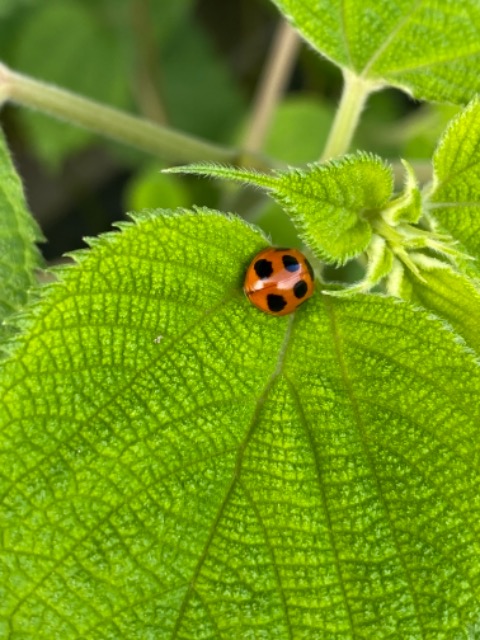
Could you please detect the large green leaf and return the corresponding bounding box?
[270,0,480,103]
[1,210,480,638]
[0,130,42,342]
[428,98,480,265]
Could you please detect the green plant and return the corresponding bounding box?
[1,0,480,638]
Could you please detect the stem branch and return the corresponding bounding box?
[0,62,265,167]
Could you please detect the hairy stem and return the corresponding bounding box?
[0,63,266,167]
[321,69,377,161]
[243,20,300,153]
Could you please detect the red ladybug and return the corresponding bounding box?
[244,247,315,316]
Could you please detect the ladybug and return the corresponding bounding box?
[244,247,315,316]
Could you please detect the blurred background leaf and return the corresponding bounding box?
[0,0,433,265]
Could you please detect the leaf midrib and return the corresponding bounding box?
[360,0,425,78]
[283,373,355,636]
[169,313,297,640]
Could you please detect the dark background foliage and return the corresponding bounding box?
[0,0,428,262]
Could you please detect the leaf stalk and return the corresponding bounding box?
[321,69,377,160]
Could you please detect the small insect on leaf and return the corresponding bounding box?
[243,247,315,316]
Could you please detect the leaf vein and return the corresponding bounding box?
[284,373,356,637]
[169,313,297,638]
[240,481,294,639]
[323,296,426,637]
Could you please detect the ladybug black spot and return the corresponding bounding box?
[293,280,308,299]
[282,254,300,272]
[254,258,274,279]
[267,294,287,313]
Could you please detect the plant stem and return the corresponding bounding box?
[321,69,376,161]
[0,62,263,167]
[242,20,300,153]
[130,0,168,124]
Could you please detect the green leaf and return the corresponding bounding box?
[0,130,42,342]
[274,156,393,263]
[1,210,480,637]
[428,97,480,266]
[400,257,480,354]
[166,153,394,264]
[270,0,480,103]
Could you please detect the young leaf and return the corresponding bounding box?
[0,130,42,342]
[399,257,480,354]
[1,209,480,638]
[270,0,480,103]
[273,155,393,263]
[428,98,480,266]
[166,153,394,264]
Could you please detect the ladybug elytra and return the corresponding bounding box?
[244,247,315,316]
